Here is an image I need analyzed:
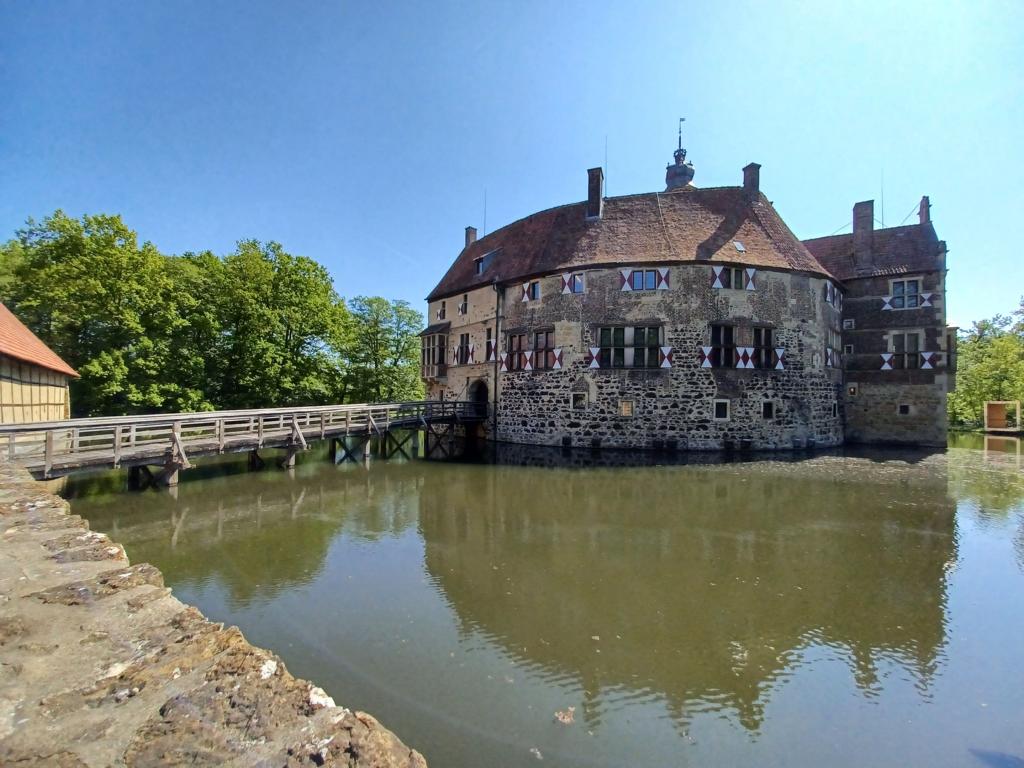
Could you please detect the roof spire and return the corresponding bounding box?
[665,117,695,190]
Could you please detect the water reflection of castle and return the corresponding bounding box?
[417,457,958,731]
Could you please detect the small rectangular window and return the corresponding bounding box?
[762,401,775,420]
[714,399,730,421]
[527,281,540,301]
[475,258,484,275]
[629,269,658,291]
[570,273,585,293]
[890,279,921,310]
[833,402,839,417]
[458,294,468,315]
[710,324,735,369]
[844,343,854,355]
[619,400,634,418]
[439,301,446,320]
[898,403,911,416]
[753,326,774,369]
[842,318,855,330]
[571,392,587,411]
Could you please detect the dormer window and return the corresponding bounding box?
[475,258,484,275]
[475,248,499,276]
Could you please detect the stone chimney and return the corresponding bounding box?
[743,163,761,196]
[465,226,477,248]
[918,196,930,225]
[586,167,604,219]
[853,200,874,268]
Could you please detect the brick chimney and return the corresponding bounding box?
[918,196,930,225]
[586,167,604,219]
[465,226,477,248]
[743,163,761,196]
[853,200,874,270]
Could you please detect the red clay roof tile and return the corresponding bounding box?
[427,186,835,301]
[802,224,943,282]
[0,303,78,377]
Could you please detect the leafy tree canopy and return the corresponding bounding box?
[0,211,424,416]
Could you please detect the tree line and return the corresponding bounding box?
[948,300,1024,427]
[0,211,424,417]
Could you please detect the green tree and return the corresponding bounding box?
[346,297,424,403]
[948,300,1024,426]
[3,211,198,415]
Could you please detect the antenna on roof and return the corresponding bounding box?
[483,187,487,236]
[880,169,885,228]
[604,135,609,196]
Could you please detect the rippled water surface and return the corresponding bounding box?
[61,435,1024,767]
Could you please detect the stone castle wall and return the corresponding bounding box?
[492,263,844,450]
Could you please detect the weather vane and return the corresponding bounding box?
[678,117,685,150]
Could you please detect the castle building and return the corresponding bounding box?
[420,140,953,450]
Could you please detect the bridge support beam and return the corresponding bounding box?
[248,450,265,470]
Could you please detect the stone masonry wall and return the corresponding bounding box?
[491,264,843,450]
[840,267,949,446]
[0,461,427,768]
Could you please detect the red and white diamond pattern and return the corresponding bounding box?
[881,353,894,370]
[467,343,475,364]
[744,268,756,291]
[699,346,713,368]
[499,352,509,372]
[619,268,633,291]
[825,347,834,368]
[560,273,572,294]
[486,339,496,362]
[774,348,786,370]
[657,268,670,290]
[521,283,531,302]
[881,296,894,310]
[587,347,601,369]
[552,348,563,370]
[920,292,933,307]
[523,350,534,372]
[659,346,673,368]
[711,266,725,289]
[921,351,939,369]
[735,346,755,369]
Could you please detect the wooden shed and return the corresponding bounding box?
[0,302,78,424]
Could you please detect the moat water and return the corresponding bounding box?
[60,434,1024,767]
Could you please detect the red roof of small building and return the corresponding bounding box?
[0,302,78,377]
[802,223,944,281]
[427,186,835,301]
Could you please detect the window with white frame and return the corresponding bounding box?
[525,281,540,301]
[568,272,585,294]
[890,331,922,369]
[891,278,922,309]
[719,267,746,289]
[597,326,662,369]
[714,399,730,420]
[628,269,659,291]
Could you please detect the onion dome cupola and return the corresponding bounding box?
[665,117,695,191]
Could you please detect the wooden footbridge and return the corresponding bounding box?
[0,401,485,485]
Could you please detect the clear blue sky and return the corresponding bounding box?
[1,1,1020,328]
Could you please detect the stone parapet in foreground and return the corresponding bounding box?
[0,462,427,767]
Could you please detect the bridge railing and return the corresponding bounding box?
[0,400,485,473]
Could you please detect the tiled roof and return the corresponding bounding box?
[802,224,943,282]
[427,186,835,301]
[0,303,78,377]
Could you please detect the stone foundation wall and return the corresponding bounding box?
[0,462,426,768]
[843,379,948,447]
